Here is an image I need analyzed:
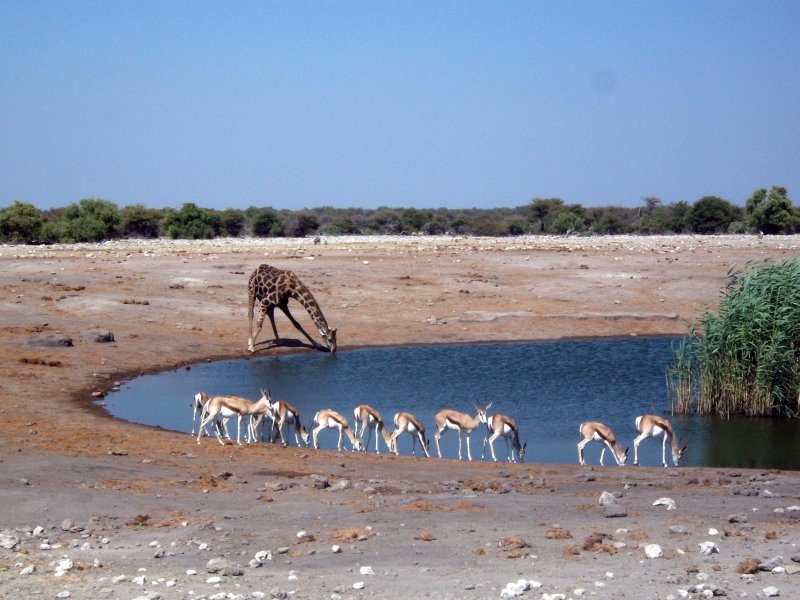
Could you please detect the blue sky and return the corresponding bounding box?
[2,1,799,211]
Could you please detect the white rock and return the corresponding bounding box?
[0,531,20,550]
[206,575,221,584]
[699,541,719,555]
[186,569,197,576]
[708,528,719,536]
[111,575,126,583]
[786,506,800,512]
[331,545,342,554]
[132,575,146,585]
[359,566,375,576]
[353,581,365,590]
[763,586,780,597]
[20,565,36,575]
[605,572,615,579]
[598,491,616,505]
[653,497,677,510]
[56,592,70,599]
[645,544,663,559]
[542,594,567,600]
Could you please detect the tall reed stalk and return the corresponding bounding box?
[669,259,800,417]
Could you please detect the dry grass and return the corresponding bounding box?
[736,558,761,574]
[545,527,573,540]
[401,499,486,513]
[498,536,529,550]
[331,527,373,542]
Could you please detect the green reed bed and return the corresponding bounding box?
[669,259,800,417]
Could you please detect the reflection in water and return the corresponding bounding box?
[104,337,800,469]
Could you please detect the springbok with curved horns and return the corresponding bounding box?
[433,403,491,461]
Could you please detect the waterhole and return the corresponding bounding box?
[104,337,800,469]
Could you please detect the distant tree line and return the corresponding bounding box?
[1,186,798,244]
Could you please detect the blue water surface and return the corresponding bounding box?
[104,337,800,469]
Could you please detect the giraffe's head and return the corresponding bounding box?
[322,328,337,353]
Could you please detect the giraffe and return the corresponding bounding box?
[247,264,337,353]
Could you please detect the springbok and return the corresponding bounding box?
[433,403,491,460]
[633,414,687,467]
[196,392,272,446]
[390,412,430,457]
[577,421,628,466]
[482,413,526,463]
[312,409,361,451]
[353,404,393,453]
[191,391,229,440]
[269,397,311,447]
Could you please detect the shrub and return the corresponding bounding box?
[669,260,800,417]
[0,201,44,243]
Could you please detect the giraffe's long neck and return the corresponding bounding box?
[292,283,330,333]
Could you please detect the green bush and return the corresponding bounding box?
[0,201,44,243]
[164,203,220,239]
[669,260,800,417]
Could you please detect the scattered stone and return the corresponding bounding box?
[598,491,617,505]
[0,531,20,549]
[728,513,748,523]
[763,587,780,597]
[331,545,342,554]
[653,497,677,510]
[353,581,365,590]
[270,589,288,599]
[20,565,36,575]
[80,329,115,343]
[26,333,73,347]
[603,504,627,518]
[501,579,533,598]
[310,475,330,489]
[54,558,73,576]
[645,544,664,559]
[758,557,784,571]
[669,525,688,535]
[206,557,244,576]
[708,528,719,536]
[699,541,720,555]
[360,566,375,576]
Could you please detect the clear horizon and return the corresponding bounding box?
[2,2,798,211]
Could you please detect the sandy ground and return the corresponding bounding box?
[1,234,800,600]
